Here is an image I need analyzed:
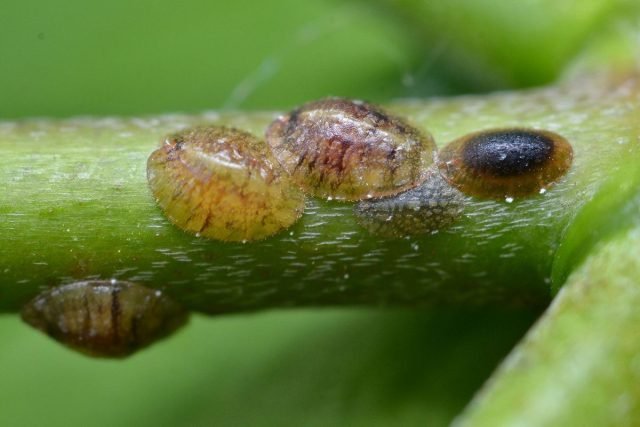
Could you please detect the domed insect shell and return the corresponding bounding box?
[438,128,573,200]
[147,126,306,242]
[265,97,437,201]
[21,280,189,358]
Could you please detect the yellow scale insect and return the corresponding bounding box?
[147,126,305,242]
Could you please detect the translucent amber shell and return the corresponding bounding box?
[265,98,436,201]
[147,126,305,242]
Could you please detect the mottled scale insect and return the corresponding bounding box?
[147,126,305,242]
[265,97,437,201]
[438,128,573,200]
[21,280,189,358]
[355,169,465,237]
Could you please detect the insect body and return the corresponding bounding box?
[265,98,437,201]
[438,128,573,199]
[355,169,465,237]
[147,126,305,242]
[21,280,189,358]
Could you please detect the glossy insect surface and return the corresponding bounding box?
[438,128,573,199]
[265,97,436,201]
[147,126,305,242]
[21,280,189,358]
[355,169,465,237]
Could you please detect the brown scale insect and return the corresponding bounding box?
[438,128,573,200]
[355,169,465,238]
[21,280,189,358]
[147,126,305,242]
[265,97,437,201]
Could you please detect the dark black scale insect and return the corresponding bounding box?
[461,130,555,177]
[438,128,573,199]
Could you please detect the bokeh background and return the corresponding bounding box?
[2,0,633,119]
[0,0,637,425]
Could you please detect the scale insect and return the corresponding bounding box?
[147,126,306,242]
[265,97,437,201]
[437,128,573,200]
[21,280,189,358]
[355,169,465,237]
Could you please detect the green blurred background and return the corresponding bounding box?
[0,0,637,425]
[1,0,630,119]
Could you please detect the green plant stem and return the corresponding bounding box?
[1,71,638,314]
[455,217,640,426]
